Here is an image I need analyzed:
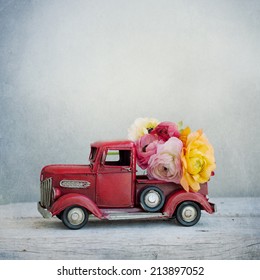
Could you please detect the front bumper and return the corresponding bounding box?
[37,202,52,218]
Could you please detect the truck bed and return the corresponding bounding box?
[136,175,209,196]
[136,175,172,184]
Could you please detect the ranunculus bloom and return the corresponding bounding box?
[135,134,158,169]
[180,129,216,192]
[147,137,183,183]
[151,121,180,141]
[179,126,191,146]
[128,117,159,141]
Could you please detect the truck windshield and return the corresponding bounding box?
[89,147,98,163]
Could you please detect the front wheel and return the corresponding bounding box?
[175,201,201,226]
[62,205,89,230]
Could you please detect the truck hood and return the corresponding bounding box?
[41,164,92,176]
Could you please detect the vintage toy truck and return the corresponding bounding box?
[38,140,216,229]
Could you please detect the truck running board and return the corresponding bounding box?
[105,212,168,221]
[89,209,169,221]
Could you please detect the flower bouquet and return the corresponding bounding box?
[128,118,216,192]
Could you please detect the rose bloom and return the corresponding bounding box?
[180,129,216,192]
[147,137,183,183]
[135,134,158,169]
[128,117,159,141]
[151,121,180,141]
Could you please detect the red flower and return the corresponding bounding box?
[151,121,180,141]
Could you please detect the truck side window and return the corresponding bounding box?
[105,149,131,166]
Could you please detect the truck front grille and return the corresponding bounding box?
[40,178,53,208]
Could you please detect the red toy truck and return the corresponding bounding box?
[38,140,216,229]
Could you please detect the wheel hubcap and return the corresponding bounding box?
[144,190,161,208]
[181,206,197,222]
[67,208,85,225]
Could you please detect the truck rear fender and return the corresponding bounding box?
[163,190,215,217]
[50,193,105,219]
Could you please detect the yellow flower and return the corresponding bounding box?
[128,117,159,141]
[180,129,216,192]
[179,126,191,146]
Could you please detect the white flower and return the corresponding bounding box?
[127,117,159,141]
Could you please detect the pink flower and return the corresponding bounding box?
[151,121,180,141]
[135,134,158,169]
[147,137,183,183]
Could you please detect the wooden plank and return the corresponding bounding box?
[0,197,259,260]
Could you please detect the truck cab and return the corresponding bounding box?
[90,140,136,208]
[38,140,216,229]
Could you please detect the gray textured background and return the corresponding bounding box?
[0,0,260,204]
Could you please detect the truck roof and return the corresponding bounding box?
[91,140,135,149]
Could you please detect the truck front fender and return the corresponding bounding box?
[163,190,215,218]
[50,193,104,219]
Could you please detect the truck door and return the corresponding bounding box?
[96,148,134,207]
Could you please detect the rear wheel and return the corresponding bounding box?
[62,205,89,230]
[176,201,201,226]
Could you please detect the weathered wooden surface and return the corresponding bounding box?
[0,197,259,260]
